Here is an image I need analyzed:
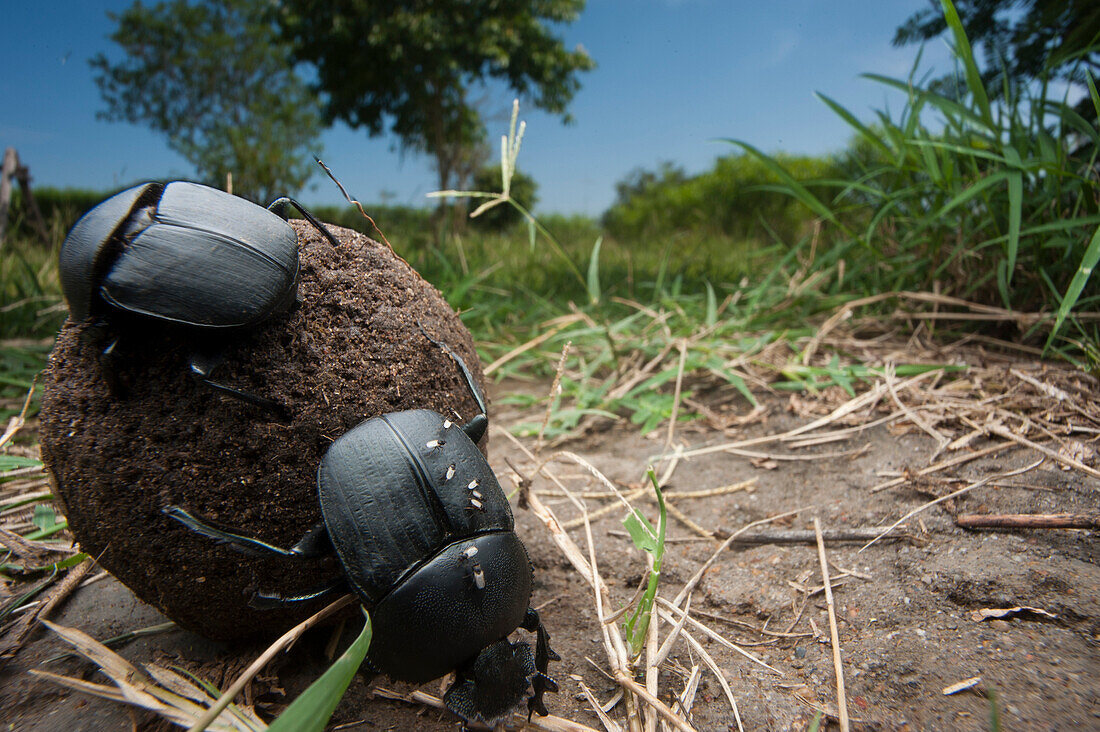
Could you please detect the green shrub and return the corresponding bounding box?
[727,0,1100,347]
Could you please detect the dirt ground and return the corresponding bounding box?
[3,375,1098,731]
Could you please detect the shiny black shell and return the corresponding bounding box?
[317,409,531,682]
[59,181,299,328]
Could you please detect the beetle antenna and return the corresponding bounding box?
[267,196,342,249]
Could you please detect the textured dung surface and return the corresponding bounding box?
[38,221,488,641]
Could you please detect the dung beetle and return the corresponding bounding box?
[164,326,559,726]
[59,180,340,416]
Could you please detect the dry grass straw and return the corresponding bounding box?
[494,294,1099,729]
[813,517,849,732]
[30,619,266,732]
[372,687,601,731]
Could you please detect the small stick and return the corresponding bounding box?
[574,675,624,732]
[860,457,1045,551]
[716,527,915,545]
[814,518,849,732]
[956,513,1100,530]
[613,672,698,732]
[987,424,1100,479]
[483,314,585,376]
[656,599,781,675]
[671,507,807,608]
[675,630,741,732]
[662,499,714,540]
[0,375,36,449]
[663,339,688,453]
[563,488,646,529]
[315,158,392,250]
[869,441,1015,493]
[652,593,691,668]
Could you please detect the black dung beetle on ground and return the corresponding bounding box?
[59,180,340,416]
[164,326,559,726]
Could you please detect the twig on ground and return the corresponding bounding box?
[986,424,1100,479]
[869,441,1017,493]
[860,457,1046,552]
[814,518,849,732]
[715,526,916,545]
[0,376,36,449]
[675,630,741,732]
[656,598,781,675]
[671,508,808,608]
[955,513,1100,530]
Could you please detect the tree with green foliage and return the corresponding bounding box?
[894,0,1100,91]
[91,0,323,203]
[277,0,594,200]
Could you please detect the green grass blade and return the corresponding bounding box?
[704,281,717,327]
[940,0,993,128]
[1002,148,1023,292]
[721,139,844,230]
[815,92,893,157]
[1087,70,1100,119]
[587,236,603,305]
[1046,223,1100,350]
[266,611,372,732]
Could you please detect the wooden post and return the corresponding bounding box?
[0,147,16,245]
[0,148,51,246]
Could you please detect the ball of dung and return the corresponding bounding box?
[38,221,489,640]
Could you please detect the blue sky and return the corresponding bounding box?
[2,1,952,215]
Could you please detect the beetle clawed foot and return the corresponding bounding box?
[527,670,559,720]
[443,637,546,727]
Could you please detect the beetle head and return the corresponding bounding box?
[442,638,538,726]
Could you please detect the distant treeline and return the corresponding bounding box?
[602,154,838,245]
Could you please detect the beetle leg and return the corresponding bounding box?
[416,321,489,444]
[249,581,346,610]
[290,520,335,557]
[189,352,290,422]
[163,506,334,560]
[266,196,341,249]
[521,607,560,719]
[97,336,125,396]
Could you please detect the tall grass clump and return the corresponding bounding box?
[728,0,1100,350]
[1,216,68,341]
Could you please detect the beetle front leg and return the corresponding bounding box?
[163,506,333,560]
[521,607,560,718]
[249,581,346,610]
[189,351,290,422]
[266,196,341,249]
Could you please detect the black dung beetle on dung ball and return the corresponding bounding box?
[164,326,559,726]
[58,180,340,416]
